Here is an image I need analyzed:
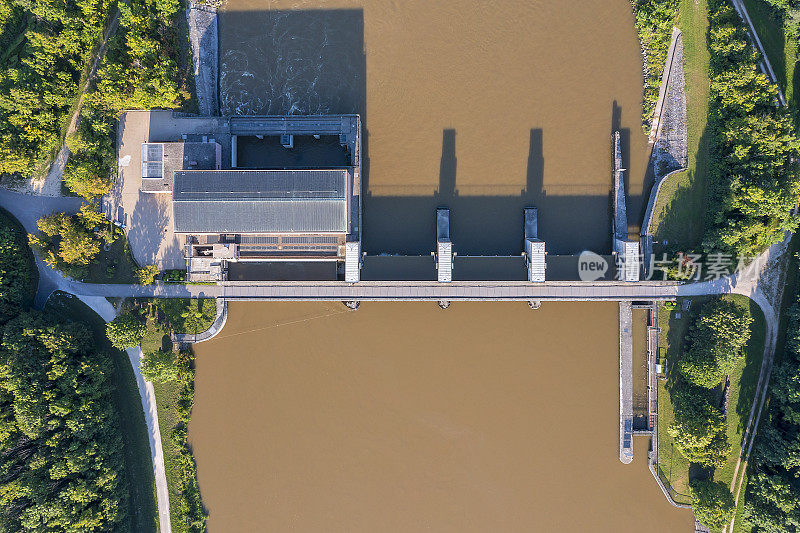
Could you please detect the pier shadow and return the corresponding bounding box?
[363,125,647,256]
[217,7,648,257]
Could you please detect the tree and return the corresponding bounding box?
[32,208,106,275]
[140,349,179,383]
[136,264,159,285]
[667,387,731,466]
[105,311,146,350]
[0,312,128,531]
[690,480,735,530]
[679,297,753,388]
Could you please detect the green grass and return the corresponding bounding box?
[45,292,158,533]
[742,0,800,110]
[732,470,751,533]
[152,298,217,334]
[657,379,693,503]
[86,232,139,283]
[649,0,711,249]
[152,377,187,532]
[714,296,766,488]
[656,297,707,502]
[133,298,211,531]
[655,295,766,510]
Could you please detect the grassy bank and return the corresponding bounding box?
[648,0,711,248]
[46,293,158,532]
[741,0,800,110]
[135,298,212,532]
[87,233,139,283]
[656,295,766,509]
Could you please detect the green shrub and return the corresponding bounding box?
[106,311,146,350]
[136,264,159,285]
[690,480,735,529]
[679,297,752,388]
[631,0,680,132]
[141,349,179,383]
[667,386,731,467]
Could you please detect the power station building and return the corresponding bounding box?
[138,115,362,282]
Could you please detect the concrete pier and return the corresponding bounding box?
[524,207,546,282]
[612,131,640,282]
[619,301,634,464]
[436,208,453,283]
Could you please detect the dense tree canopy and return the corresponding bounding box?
[744,291,800,530]
[679,298,752,388]
[690,480,736,530]
[105,311,146,350]
[62,0,186,198]
[141,349,179,384]
[667,386,731,467]
[29,205,113,279]
[0,312,128,531]
[703,0,800,256]
[0,211,35,321]
[0,0,111,177]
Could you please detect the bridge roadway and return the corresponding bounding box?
[58,279,688,302]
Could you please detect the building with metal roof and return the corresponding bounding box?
[172,169,349,235]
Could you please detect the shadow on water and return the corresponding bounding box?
[217,10,648,256]
[363,122,648,256]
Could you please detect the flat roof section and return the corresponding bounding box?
[141,142,219,192]
[173,169,349,234]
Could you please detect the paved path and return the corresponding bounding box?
[0,190,173,532]
[619,302,634,464]
[76,296,171,533]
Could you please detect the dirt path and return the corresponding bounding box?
[2,8,121,196]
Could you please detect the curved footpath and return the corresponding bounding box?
[0,190,173,532]
[77,296,172,533]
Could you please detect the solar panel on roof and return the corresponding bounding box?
[147,144,163,161]
[142,161,163,178]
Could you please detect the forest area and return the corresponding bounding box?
[0,208,145,531]
[0,0,186,198]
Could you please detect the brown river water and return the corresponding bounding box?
[188,1,694,530]
[191,303,693,531]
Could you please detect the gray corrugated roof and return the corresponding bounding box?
[172,170,348,234]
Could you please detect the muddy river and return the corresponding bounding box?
[188,0,693,530]
[191,303,692,531]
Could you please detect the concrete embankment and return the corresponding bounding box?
[641,28,687,276]
[173,298,228,344]
[187,2,219,116]
[619,301,634,464]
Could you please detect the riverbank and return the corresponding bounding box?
[135,298,213,532]
[646,0,710,247]
[654,295,766,508]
